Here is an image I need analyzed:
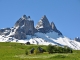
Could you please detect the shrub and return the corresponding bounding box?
[30,48,35,54]
[25,50,28,55]
[57,46,63,53]
[42,48,46,52]
[34,47,44,54]
[63,46,73,53]
[53,45,59,53]
[46,45,73,54]
[38,46,43,53]
[34,49,40,54]
[66,47,73,53]
[47,44,53,54]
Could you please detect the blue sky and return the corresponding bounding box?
[0,0,80,39]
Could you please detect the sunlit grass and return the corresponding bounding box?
[0,42,80,60]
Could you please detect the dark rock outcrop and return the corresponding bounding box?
[0,28,11,35]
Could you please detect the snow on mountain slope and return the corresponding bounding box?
[0,31,80,50]
[25,32,80,50]
[8,26,19,36]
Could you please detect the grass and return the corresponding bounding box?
[0,42,80,60]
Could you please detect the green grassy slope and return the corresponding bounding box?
[0,42,80,60]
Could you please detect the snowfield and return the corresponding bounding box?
[0,31,80,50]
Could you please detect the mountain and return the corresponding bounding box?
[0,15,80,50]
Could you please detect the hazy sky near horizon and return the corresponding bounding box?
[0,0,80,39]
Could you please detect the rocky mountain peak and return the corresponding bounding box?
[40,15,49,23]
[21,15,31,21]
[35,15,51,33]
[36,15,51,29]
[41,15,47,20]
[35,15,62,35]
[9,15,35,39]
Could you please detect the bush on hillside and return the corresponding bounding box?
[63,46,73,53]
[27,45,73,55]
[46,45,73,54]
[42,48,46,52]
[37,46,44,53]
[34,49,40,54]
[33,46,44,54]
[25,50,28,55]
[47,44,53,54]
[30,48,35,54]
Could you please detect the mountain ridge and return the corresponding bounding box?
[0,15,62,39]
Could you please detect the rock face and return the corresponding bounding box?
[35,15,51,33]
[15,15,34,35]
[50,22,62,35]
[51,22,57,30]
[9,15,34,39]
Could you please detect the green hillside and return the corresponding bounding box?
[0,42,80,60]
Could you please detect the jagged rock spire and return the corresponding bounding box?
[21,15,31,20]
[36,15,51,29]
[22,15,27,20]
[50,22,62,35]
[51,22,57,30]
[35,15,52,33]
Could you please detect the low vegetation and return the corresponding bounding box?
[0,42,80,60]
[46,44,73,54]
